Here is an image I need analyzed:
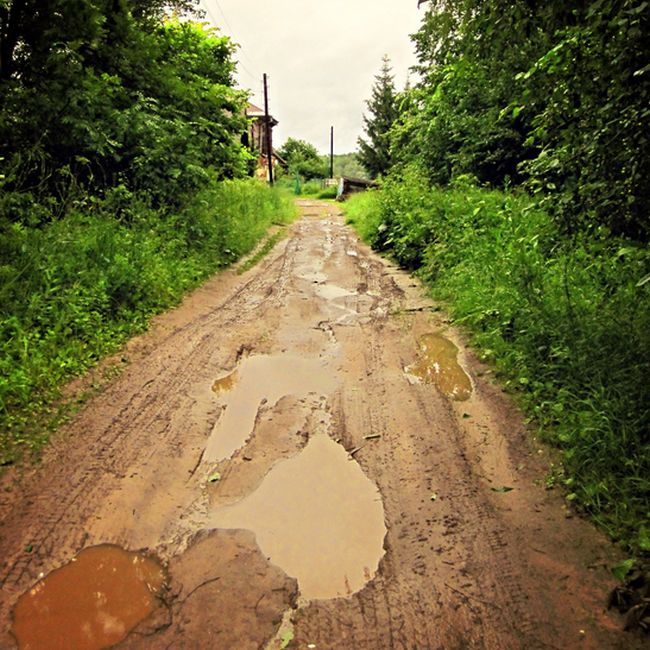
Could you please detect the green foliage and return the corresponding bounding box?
[0,4,250,215]
[400,0,650,240]
[357,55,399,179]
[344,171,650,553]
[0,179,295,464]
[0,1,282,463]
[277,137,328,180]
[517,1,650,239]
[328,153,367,180]
[316,186,337,200]
[342,191,382,243]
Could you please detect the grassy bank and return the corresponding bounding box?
[344,170,650,555]
[0,179,296,464]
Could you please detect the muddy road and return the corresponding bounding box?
[0,201,637,649]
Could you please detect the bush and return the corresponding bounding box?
[0,179,295,464]
[317,186,337,200]
[344,169,650,553]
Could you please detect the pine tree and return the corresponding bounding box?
[357,55,398,179]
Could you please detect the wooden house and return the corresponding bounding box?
[244,103,286,180]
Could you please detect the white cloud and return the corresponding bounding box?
[200,1,423,153]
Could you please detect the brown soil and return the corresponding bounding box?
[0,201,640,649]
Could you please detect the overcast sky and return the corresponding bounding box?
[199,1,424,154]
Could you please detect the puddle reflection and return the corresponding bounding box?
[314,283,356,302]
[205,355,336,462]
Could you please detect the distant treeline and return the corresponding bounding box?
[329,154,368,180]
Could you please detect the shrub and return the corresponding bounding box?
[344,169,650,553]
[0,179,295,464]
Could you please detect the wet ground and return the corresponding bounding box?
[0,201,640,649]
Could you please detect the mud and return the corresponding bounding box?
[11,545,165,650]
[209,433,386,600]
[0,200,640,649]
[405,332,473,401]
[119,529,297,649]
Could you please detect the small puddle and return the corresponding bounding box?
[212,369,238,395]
[405,333,472,401]
[299,271,327,284]
[209,434,386,600]
[205,355,337,462]
[12,545,165,650]
[314,283,356,302]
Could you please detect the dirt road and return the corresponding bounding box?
[0,201,638,649]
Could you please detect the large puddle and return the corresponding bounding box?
[314,282,356,302]
[209,434,386,600]
[405,333,472,401]
[205,355,337,462]
[12,545,165,650]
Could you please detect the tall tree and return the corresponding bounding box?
[357,55,399,179]
[405,0,650,239]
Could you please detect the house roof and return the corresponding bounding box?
[246,103,264,117]
[246,102,278,126]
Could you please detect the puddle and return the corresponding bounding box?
[209,434,385,600]
[314,283,356,302]
[205,355,337,462]
[404,333,472,401]
[12,545,165,650]
[299,271,327,284]
[212,370,238,395]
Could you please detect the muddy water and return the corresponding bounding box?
[314,283,356,302]
[405,333,472,401]
[205,355,337,462]
[212,369,238,395]
[209,434,386,600]
[12,545,165,650]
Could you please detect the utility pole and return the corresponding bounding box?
[263,73,274,185]
[329,126,334,179]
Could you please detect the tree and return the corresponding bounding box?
[0,1,249,219]
[405,0,650,239]
[357,55,399,179]
[277,137,327,180]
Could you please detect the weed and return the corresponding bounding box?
[237,229,288,275]
[343,170,650,554]
[0,179,296,465]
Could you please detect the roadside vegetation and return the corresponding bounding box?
[0,1,295,464]
[328,154,367,180]
[349,1,649,556]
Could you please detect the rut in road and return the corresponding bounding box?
[0,201,637,649]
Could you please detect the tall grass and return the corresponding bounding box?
[344,168,650,554]
[0,179,296,464]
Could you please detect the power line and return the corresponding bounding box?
[212,0,236,38]
[198,0,260,84]
[213,0,259,72]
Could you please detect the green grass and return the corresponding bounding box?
[316,186,338,200]
[0,178,296,464]
[237,228,288,275]
[343,168,650,555]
